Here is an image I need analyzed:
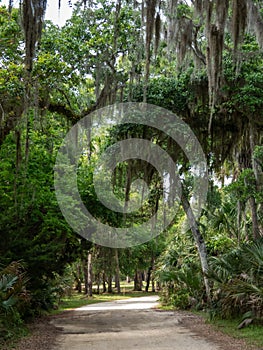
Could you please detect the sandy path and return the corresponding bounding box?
[50,296,222,350]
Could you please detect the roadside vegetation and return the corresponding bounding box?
[210,318,263,349]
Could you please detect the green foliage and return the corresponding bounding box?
[0,112,81,314]
[128,75,190,116]
[227,169,261,204]
[202,188,242,247]
[176,3,192,19]
[0,6,23,62]
[253,145,263,171]
[166,288,190,309]
[208,239,263,320]
[155,216,206,309]
[0,262,29,343]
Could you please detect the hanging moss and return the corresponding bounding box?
[144,0,157,102]
[194,0,203,15]
[154,12,161,55]
[22,0,47,71]
[166,0,178,54]
[8,0,13,12]
[232,0,247,53]
[204,0,229,130]
[247,0,263,49]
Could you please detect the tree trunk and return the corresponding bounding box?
[250,121,262,190]
[145,266,152,292]
[102,272,107,293]
[134,270,143,291]
[181,192,211,302]
[151,278,155,292]
[139,272,143,290]
[134,270,139,291]
[76,264,82,293]
[97,274,100,294]
[146,257,154,292]
[115,249,121,294]
[249,121,263,235]
[249,196,261,241]
[108,275,113,293]
[87,252,93,297]
[83,253,93,297]
[83,258,88,295]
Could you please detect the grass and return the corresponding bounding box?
[209,317,263,349]
[156,304,176,311]
[189,309,263,349]
[0,320,29,350]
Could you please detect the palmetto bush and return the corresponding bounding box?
[0,262,29,341]
[208,238,263,319]
[154,231,206,309]
[155,247,205,309]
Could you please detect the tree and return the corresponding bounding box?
[0,105,81,310]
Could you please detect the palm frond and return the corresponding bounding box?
[0,274,18,293]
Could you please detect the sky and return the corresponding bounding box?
[1,0,193,26]
[0,0,77,26]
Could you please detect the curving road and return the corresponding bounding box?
[51,295,222,350]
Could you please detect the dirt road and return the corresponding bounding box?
[50,296,223,350]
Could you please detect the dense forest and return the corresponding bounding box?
[0,0,262,342]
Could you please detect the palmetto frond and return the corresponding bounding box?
[221,278,263,318]
[0,262,29,315]
[1,295,18,311]
[0,274,18,293]
[208,249,242,284]
[208,239,263,318]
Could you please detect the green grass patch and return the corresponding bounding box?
[0,323,29,350]
[209,317,263,348]
[188,310,263,349]
[156,304,176,311]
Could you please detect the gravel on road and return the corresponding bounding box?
[13,296,260,350]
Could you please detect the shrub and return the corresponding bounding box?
[208,238,263,320]
[0,262,29,342]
